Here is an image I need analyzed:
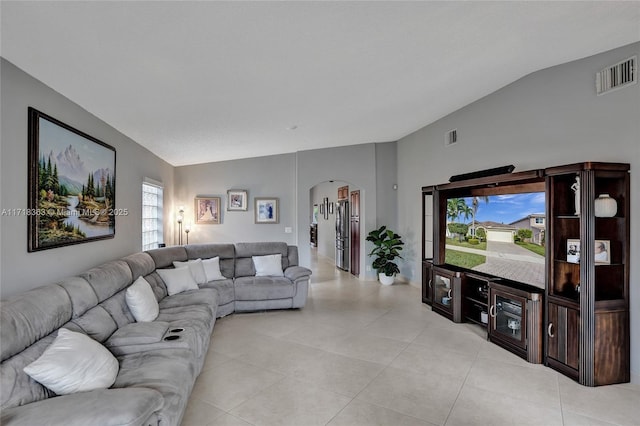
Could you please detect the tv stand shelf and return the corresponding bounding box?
[422,161,630,386]
[462,273,489,328]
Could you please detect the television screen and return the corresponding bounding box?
[445,192,546,289]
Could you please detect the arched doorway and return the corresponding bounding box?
[309,180,361,277]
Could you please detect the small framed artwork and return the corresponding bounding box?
[227,189,248,211]
[567,239,580,263]
[195,196,221,224]
[255,198,279,224]
[329,202,334,214]
[319,203,325,215]
[323,197,329,220]
[595,240,610,264]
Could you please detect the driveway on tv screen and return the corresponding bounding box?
[447,240,545,288]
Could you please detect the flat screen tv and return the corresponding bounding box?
[444,192,546,289]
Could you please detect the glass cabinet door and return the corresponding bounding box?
[433,273,453,312]
[490,290,527,349]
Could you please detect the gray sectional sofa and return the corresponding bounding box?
[0,242,311,426]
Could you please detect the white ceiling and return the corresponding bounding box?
[2,1,639,167]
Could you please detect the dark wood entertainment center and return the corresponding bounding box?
[422,162,630,386]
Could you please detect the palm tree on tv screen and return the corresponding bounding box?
[447,198,472,240]
[471,196,489,238]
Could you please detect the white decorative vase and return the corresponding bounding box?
[379,273,395,286]
[594,194,617,217]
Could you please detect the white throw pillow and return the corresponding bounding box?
[202,257,226,281]
[23,328,119,395]
[125,276,159,322]
[252,254,284,277]
[157,266,199,295]
[172,258,207,285]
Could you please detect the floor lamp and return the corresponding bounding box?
[177,206,184,245]
[184,222,191,244]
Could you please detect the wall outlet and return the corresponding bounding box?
[284,227,293,233]
[365,265,372,272]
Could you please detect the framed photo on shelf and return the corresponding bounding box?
[28,108,116,252]
[595,239,610,265]
[195,196,221,224]
[227,189,248,211]
[255,198,279,224]
[566,239,580,263]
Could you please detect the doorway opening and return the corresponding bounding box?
[309,180,362,277]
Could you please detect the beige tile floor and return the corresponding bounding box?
[183,253,640,426]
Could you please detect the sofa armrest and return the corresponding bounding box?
[0,388,163,426]
[284,266,312,281]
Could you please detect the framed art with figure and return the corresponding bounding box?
[195,197,221,224]
[567,239,580,264]
[255,198,278,224]
[227,189,248,211]
[594,239,610,264]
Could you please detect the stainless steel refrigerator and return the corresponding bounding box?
[335,200,350,271]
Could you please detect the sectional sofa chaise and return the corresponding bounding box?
[0,242,311,426]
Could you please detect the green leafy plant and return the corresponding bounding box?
[447,222,469,242]
[516,228,533,242]
[366,226,404,277]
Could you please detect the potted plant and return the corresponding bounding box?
[366,225,404,285]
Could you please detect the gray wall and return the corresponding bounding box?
[176,143,395,280]
[396,42,640,382]
[173,153,297,245]
[0,58,175,298]
[375,142,398,230]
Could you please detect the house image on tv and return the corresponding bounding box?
[510,213,546,245]
[473,221,517,243]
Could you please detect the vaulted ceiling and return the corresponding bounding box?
[2,1,639,166]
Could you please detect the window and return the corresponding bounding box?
[535,217,544,224]
[142,181,163,251]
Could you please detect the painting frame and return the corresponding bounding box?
[227,189,248,211]
[195,196,221,224]
[595,239,611,265]
[323,197,329,220]
[28,107,116,252]
[566,239,580,264]
[255,197,279,224]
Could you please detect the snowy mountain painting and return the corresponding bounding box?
[28,108,116,251]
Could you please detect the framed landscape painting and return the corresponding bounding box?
[28,108,116,252]
[195,196,221,224]
[255,198,279,224]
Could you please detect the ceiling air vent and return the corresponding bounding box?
[596,56,637,95]
[445,129,458,146]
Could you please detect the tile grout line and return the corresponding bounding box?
[441,344,482,426]
[322,332,434,425]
